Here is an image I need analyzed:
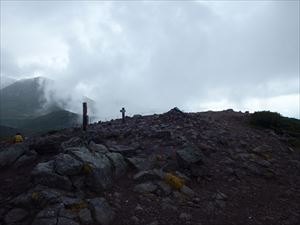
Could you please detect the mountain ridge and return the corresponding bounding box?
[0,108,299,225]
[0,77,82,136]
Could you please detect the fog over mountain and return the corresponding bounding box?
[1,1,299,119]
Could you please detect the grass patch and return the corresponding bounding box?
[164,172,185,190]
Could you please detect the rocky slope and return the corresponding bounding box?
[0,108,299,225]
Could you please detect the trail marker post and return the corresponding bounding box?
[120,107,126,123]
[83,102,88,131]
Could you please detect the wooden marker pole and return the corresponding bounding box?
[83,102,88,131]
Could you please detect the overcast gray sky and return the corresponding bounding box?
[1,0,299,119]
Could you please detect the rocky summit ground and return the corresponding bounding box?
[0,108,300,225]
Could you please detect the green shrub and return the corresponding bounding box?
[250,111,300,149]
[250,111,283,130]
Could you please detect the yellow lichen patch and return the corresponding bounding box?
[31,192,40,202]
[262,153,273,160]
[142,192,157,199]
[164,172,185,190]
[81,163,93,175]
[154,154,164,161]
[263,169,274,179]
[65,201,88,213]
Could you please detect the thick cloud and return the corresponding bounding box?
[1,1,299,119]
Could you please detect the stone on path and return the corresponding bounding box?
[88,198,115,225]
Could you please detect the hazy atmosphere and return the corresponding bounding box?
[1,0,299,119]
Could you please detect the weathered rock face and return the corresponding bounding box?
[28,144,129,197]
[66,147,114,191]
[13,150,37,169]
[85,157,113,192]
[88,198,115,225]
[54,153,83,176]
[32,161,73,191]
[176,147,204,168]
[109,145,138,157]
[106,152,127,177]
[126,157,152,171]
[0,144,26,168]
[61,137,84,151]
[88,141,109,153]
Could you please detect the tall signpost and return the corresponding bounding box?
[83,102,88,131]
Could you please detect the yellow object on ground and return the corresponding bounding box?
[164,172,185,190]
[14,135,24,143]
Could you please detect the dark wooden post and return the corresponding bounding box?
[120,107,126,123]
[83,102,88,131]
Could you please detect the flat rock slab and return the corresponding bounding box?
[54,153,83,176]
[106,152,127,177]
[126,157,152,171]
[89,142,109,153]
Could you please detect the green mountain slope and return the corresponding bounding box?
[20,110,80,133]
[0,77,60,120]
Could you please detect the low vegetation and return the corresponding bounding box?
[164,172,185,190]
[250,111,300,148]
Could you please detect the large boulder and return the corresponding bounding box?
[13,150,37,169]
[176,147,204,169]
[61,137,84,151]
[89,141,109,153]
[54,153,83,176]
[66,147,113,191]
[106,152,127,177]
[0,145,26,168]
[126,157,152,171]
[31,161,73,191]
[32,204,63,225]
